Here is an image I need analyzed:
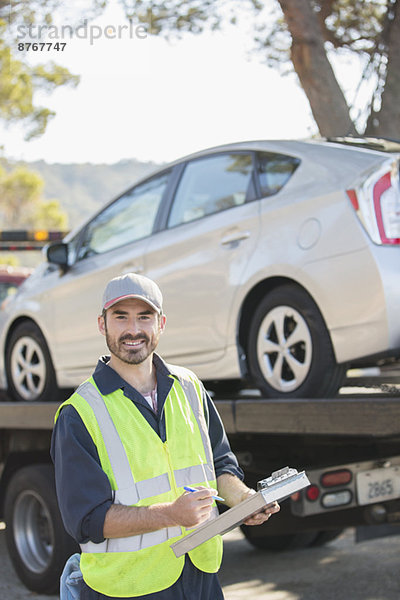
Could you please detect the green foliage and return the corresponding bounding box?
[34,198,68,229]
[0,0,62,26]
[118,0,399,136]
[0,19,79,139]
[248,0,392,68]
[0,0,82,139]
[0,157,158,231]
[324,0,389,52]
[0,254,19,266]
[0,162,68,229]
[0,0,105,29]
[1,0,399,145]
[119,0,223,35]
[0,163,42,226]
[0,20,80,139]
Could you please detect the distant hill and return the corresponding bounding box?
[26,158,163,230]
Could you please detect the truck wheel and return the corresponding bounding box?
[247,285,345,398]
[311,529,344,546]
[4,464,79,594]
[5,321,58,402]
[241,525,318,550]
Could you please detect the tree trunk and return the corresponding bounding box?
[366,0,400,138]
[278,0,357,137]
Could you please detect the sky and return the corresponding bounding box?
[2,1,362,166]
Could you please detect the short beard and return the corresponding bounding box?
[104,319,156,365]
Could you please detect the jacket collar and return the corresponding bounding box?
[93,353,173,397]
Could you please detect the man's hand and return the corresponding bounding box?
[103,486,216,538]
[243,499,280,526]
[103,478,279,539]
[217,473,280,526]
[168,486,216,528]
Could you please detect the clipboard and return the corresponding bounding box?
[170,467,310,558]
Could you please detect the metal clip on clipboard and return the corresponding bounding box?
[170,466,310,558]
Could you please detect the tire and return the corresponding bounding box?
[311,528,344,547]
[4,464,79,594]
[247,284,346,398]
[5,321,58,402]
[241,525,318,551]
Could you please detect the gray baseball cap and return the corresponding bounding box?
[102,273,163,314]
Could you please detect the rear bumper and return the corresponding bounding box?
[291,455,400,518]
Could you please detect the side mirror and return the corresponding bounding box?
[46,242,69,270]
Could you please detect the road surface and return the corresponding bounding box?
[1,524,399,599]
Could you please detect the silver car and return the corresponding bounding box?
[1,138,399,401]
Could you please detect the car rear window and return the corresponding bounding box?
[256,152,300,197]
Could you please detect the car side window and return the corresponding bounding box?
[256,152,300,197]
[77,173,169,260]
[167,153,253,228]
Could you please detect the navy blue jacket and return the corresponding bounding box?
[51,355,243,600]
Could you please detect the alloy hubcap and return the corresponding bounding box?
[10,336,46,400]
[256,306,312,392]
[13,490,54,573]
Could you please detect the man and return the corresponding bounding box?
[51,273,279,599]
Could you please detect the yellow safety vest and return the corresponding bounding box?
[55,365,223,597]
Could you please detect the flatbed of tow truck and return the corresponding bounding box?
[1,386,399,594]
[1,395,399,436]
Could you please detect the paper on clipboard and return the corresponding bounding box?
[170,467,310,558]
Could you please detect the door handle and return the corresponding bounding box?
[220,231,250,246]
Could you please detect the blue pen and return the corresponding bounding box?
[184,486,225,502]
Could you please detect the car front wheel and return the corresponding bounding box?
[247,284,345,398]
[5,321,58,402]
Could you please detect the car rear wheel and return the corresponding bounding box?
[247,284,346,398]
[4,464,79,594]
[5,321,58,402]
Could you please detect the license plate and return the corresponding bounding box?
[356,466,400,506]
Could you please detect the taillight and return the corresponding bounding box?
[320,469,352,487]
[346,159,400,245]
[305,485,320,501]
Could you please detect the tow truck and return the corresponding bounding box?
[1,381,399,594]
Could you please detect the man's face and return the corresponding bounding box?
[98,298,166,366]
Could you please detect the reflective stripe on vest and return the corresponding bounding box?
[77,374,218,554]
[173,370,215,485]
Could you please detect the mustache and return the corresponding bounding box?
[119,334,150,343]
